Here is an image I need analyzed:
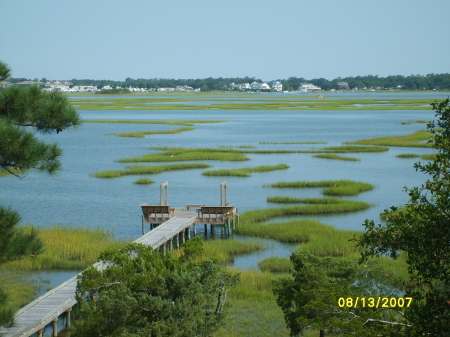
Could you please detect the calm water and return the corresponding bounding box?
[2,93,448,305]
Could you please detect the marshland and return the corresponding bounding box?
[2,91,448,336]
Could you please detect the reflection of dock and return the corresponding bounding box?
[1,182,237,337]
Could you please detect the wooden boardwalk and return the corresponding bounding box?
[0,208,229,337]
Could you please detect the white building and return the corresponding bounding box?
[272,81,282,92]
[231,82,251,91]
[251,82,271,91]
[299,83,321,92]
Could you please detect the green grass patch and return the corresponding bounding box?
[420,154,438,160]
[312,154,360,161]
[345,130,433,148]
[202,164,289,177]
[93,163,211,178]
[236,200,371,243]
[267,180,374,196]
[132,178,154,185]
[215,269,290,337]
[396,153,420,158]
[400,120,430,125]
[320,145,389,153]
[71,94,435,111]
[258,257,293,273]
[201,240,265,264]
[0,226,126,271]
[84,120,226,126]
[119,147,250,163]
[259,141,328,144]
[267,196,347,204]
[111,127,195,138]
[0,271,42,317]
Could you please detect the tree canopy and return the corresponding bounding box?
[74,240,240,337]
[356,98,450,335]
[0,60,81,327]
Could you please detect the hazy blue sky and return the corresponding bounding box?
[1,0,449,81]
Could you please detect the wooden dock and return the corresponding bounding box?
[0,182,237,337]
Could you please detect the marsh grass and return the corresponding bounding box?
[345,130,433,148]
[93,163,211,178]
[202,240,265,263]
[133,178,154,185]
[112,127,195,138]
[218,145,256,149]
[121,145,388,164]
[312,154,360,161]
[215,269,290,337]
[321,145,388,153]
[267,180,374,196]
[236,200,371,243]
[259,141,328,144]
[420,154,437,160]
[396,153,420,158]
[258,257,293,273]
[119,148,250,163]
[72,95,433,111]
[400,120,430,125]
[0,271,41,316]
[202,164,289,177]
[84,120,226,126]
[0,226,126,271]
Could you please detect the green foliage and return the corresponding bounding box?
[75,243,240,337]
[0,60,81,327]
[273,250,407,336]
[355,99,450,335]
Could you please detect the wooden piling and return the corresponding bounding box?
[52,318,58,337]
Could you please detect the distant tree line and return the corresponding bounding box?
[7,73,450,91]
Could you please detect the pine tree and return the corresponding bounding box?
[0,60,81,326]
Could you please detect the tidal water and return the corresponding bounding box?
[1,93,447,274]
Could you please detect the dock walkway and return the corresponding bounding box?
[0,212,209,337]
[1,182,237,337]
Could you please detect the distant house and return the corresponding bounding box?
[0,81,11,88]
[45,80,73,92]
[272,81,283,92]
[251,82,271,91]
[338,82,350,90]
[231,82,251,91]
[176,85,194,91]
[299,83,321,92]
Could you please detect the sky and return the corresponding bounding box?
[1,0,449,82]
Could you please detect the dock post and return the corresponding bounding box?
[37,329,44,337]
[175,234,179,248]
[169,238,173,251]
[204,224,207,236]
[193,224,197,236]
[186,227,191,240]
[181,229,185,244]
[52,318,58,337]
[66,308,72,329]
